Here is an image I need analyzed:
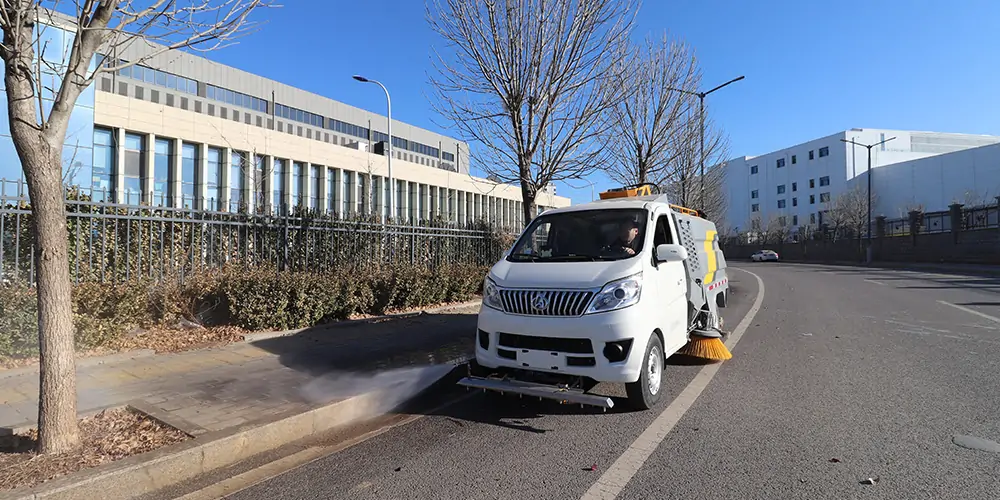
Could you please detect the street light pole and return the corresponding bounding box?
[353,75,393,220]
[670,75,745,210]
[840,136,895,264]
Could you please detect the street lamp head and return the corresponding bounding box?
[352,75,369,83]
[734,75,746,82]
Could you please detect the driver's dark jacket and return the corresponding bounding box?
[604,237,638,254]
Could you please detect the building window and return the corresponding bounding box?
[150,138,171,206]
[778,199,786,209]
[277,103,324,128]
[292,161,304,208]
[809,179,815,189]
[777,185,786,195]
[180,143,196,208]
[751,189,758,199]
[357,174,367,214]
[792,215,799,226]
[442,151,455,162]
[205,147,222,210]
[777,158,785,168]
[92,128,114,202]
[819,146,829,158]
[230,151,245,212]
[750,165,758,175]
[792,197,798,207]
[820,192,831,203]
[810,213,816,224]
[751,203,760,212]
[327,168,337,214]
[810,194,815,204]
[253,155,266,210]
[792,182,797,192]
[123,133,144,205]
[809,150,815,160]
[819,176,830,187]
[343,171,354,215]
[791,155,797,165]
[778,216,786,227]
[328,118,370,140]
[206,84,268,113]
[116,60,198,95]
[310,165,320,211]
[273,159,286,213]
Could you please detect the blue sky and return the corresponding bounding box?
[206,0,1000,205]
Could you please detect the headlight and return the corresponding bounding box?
[483,277,504,310]
[586,273,642,314]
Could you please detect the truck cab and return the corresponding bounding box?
[466,189,729,410]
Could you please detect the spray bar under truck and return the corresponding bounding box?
[458,183,731,410]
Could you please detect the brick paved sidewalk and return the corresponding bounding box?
[0,304,479,436]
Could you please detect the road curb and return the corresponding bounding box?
[0,350,156,380]
[242,299,482,343]
[2,361,472,500]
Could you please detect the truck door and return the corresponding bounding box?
[651,211,688,352]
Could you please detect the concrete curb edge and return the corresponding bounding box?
[3,361,472,500]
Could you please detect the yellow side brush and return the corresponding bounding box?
[677,336,732,361]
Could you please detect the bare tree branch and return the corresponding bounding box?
[426,0,637,224]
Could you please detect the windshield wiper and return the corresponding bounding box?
[546,255,600,262]
[507,253,539,261]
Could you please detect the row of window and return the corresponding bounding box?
[750,192,831,213]
[750,176,831,201]
[207,84,269,114]
[106,57,455,162]
[753,146,831,174]
[112,59,199,96]
[92,128,507,221]
[276,103,325,128]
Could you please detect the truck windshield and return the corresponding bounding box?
[508,208,649,262]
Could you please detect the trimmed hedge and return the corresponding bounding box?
[0,263,487,359]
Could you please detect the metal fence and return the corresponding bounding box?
[1,178,511,284]
[881,203,1000,238]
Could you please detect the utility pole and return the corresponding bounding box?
[841,136,895,264]
[669,75,745,209]
[353,75,393,220]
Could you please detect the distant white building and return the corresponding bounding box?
[722,128,1000,233]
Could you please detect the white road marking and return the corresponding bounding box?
[938,300,1000,325]
[864,279,887,286]
[579,268,766,500]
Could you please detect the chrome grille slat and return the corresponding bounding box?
[498,289,594,317]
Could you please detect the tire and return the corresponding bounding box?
[626,333,665,410]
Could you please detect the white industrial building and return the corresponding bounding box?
[722,128,1000,233]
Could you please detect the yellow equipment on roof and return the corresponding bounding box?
[598,183,704,219]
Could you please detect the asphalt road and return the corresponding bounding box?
[227,263,1000,500]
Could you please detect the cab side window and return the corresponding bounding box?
[653,215,673,246]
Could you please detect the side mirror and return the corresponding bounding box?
[656,243,688,263]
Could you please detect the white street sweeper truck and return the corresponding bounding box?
[459,183,731,410]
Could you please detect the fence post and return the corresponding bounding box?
[949,203,964,244]
[875,216,886,262]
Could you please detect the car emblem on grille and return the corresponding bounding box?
[531,292,549,311]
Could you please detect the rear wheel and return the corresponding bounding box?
[626,333,664,410]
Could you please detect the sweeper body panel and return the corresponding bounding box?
[461,185,731,410]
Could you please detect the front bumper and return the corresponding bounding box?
[474,305,652,384]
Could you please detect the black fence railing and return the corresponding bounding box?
[1,179,513,285]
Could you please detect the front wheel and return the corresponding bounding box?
[626,333,664,410]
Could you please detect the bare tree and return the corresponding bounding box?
[0,0,271,454]
[764,213,790,245]
[427,0,637,225]
[604,32,698,187]
[830,184,874,241]
[660,107,730,220]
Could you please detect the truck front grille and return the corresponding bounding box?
[498,333,594,354]
[499,290,593,317]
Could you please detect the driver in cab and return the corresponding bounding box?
[604,219,641,256]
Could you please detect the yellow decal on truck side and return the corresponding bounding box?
[703,230,718,284]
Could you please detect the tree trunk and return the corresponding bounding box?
[24,151,80,454]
